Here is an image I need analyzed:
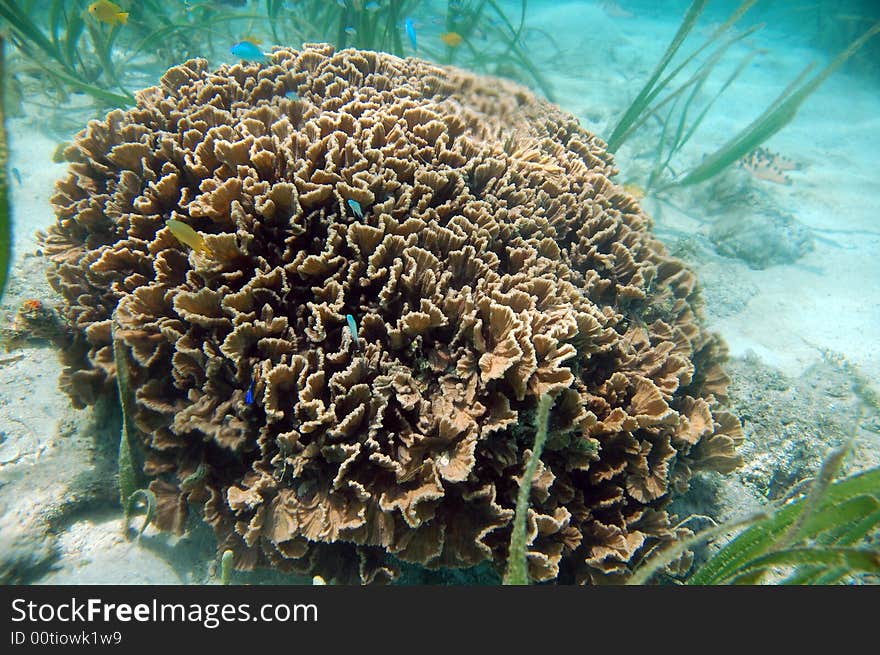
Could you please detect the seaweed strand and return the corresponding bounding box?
[503,393,554,585]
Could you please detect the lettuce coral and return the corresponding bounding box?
[42,44,742,583]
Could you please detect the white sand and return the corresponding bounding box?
[7,128,68,261]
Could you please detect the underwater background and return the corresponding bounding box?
[0,0,878,585]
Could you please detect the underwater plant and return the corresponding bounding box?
[628,438,880,585]
[670,19,880,189]
[503,393,553,585]
[606,0,753,154]
[432,0,556,101]
[264,0,553,98]
[0,0,135,106]
[1,1,554,122]
[607,0,880,192]
[41,45,742,584]
[112,316,156,538]
[0,0,268,112]
[264,0,426,56]
[220,548,234,585]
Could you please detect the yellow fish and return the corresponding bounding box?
[167,219,212,256]
[440,32,464,47]
[88,1,129,26]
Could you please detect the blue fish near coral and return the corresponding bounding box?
[245,381,255,404]
[231,41,266,62]
[404,18,417,52]
[346,314,359,349]
[346,198,364,219]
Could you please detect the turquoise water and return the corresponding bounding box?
[1,1,878,585]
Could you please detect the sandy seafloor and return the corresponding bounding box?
[1,0,878,584]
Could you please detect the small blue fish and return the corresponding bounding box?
[285,90,300,101]
[365,1,380,11]
[344,26,356,36]
[245,380,255,404]
[346,314,359,349]
[404,17,417,52]
[346,198,364,219]
[231,41,266,62]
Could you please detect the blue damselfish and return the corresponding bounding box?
[405,18,417,52]
[347,198,364,219]
[231,41,266,61]
[346,314,359,349]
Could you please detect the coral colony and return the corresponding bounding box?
[43,45,741,584]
